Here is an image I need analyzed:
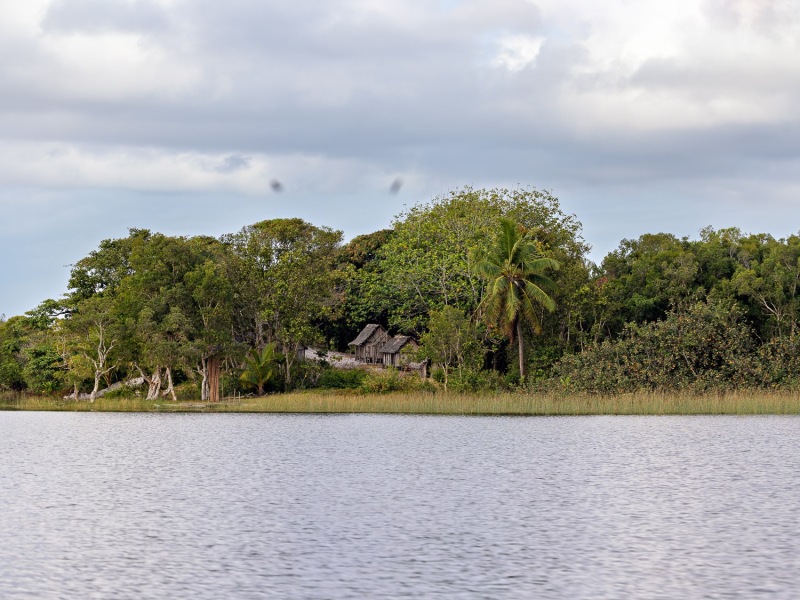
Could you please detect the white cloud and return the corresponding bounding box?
[533,0,800,132]
[492,34,545,72]
[37,32,201,102]
[0,141,418,197]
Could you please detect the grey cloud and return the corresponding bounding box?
[7,1,560,156]
[3,0,800,314]
[41,0,171,34]
[215,154,252,173]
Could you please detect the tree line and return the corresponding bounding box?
[1,187,799,397]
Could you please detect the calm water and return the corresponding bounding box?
[1,413,799,599]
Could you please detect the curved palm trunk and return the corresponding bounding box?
[517,319,526,381]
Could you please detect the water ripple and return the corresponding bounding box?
[1,413,799,598]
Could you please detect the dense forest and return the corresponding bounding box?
[1,187,799,398]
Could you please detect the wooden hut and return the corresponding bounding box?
[349,324,389,364]
[380,335,419,368]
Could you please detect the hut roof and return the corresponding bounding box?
[348,324,384,347]
[381,335,415,354]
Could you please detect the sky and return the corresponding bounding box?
[2,0,800,317]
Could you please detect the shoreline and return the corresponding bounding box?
[3,390,800,415]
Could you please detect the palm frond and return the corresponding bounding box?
[473,217,560,343]
[522,280,557,312]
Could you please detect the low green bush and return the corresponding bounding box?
[174,382,200,400]
[359,369,435,394]
[549,300,758,394]
[317,368,367,389]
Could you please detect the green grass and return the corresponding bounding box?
[2,389,800,415]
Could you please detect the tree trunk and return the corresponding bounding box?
[162,367,177,401]
[90,374,101,403]
[283,348,294,389]
[208,356,221,402]
[198,357,209,401]
[196,356,221,401]
[517,319,526,381]
[146,368,162,400]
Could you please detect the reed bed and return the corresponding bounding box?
[2,389,800,415]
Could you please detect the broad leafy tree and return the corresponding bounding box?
[223,218,342,387]
[352,187,587,336]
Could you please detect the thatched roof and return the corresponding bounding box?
[381,335,415,354]
[348,324,385,347]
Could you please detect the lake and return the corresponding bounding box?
[1,413,799,598]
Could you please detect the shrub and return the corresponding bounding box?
[175,382,201,401]
[317,368,367,389]
[549,300,757,394]
[359,369,435,394]
[449,368,509,393]
[22,345,64,394]
[754,335,800,389]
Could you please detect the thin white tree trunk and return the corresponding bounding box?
[146,368,162,400]
[161,367,177,401]
[197,357,209,401]
[90,373,101,402]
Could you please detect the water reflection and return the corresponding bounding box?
[1,414,799,598]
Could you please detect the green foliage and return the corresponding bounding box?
[8,187,800,399]
[0,318,25,391]
[338,229,395,269]
[22,343,64,394]
[474,218,560,379]
[68,229,151,301]
[239,343,278,395]
[101,383,145,399]
[419,306,483,389]
[359,369,435,394]
[551,301,756,394]
[753,335,800,389]
[317,368,367,389]
[224,218,343,386]
[348,187,586,335]
[174,382,201,401]
[447,368,510,393]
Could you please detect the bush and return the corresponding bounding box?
[22,345,64,394]
[359,369,435,394]
[449,368,509,393]
[0,354,25,391]
[548,300,757,394]
[317,368,367,389]
[175,382,201,400]
[753,335,800,389]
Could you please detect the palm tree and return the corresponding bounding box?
[474,218,560,380]
[240,343,277,395]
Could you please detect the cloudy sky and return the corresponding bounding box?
[1,0,799,317]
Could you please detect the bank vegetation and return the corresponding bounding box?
[2,186,800,409]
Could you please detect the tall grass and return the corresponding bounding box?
[2,389,800,415]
